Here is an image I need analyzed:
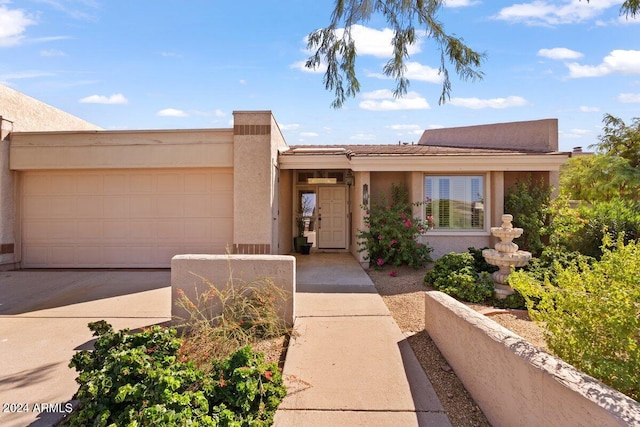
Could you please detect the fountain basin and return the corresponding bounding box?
[482,249,531,268]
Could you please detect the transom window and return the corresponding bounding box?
[425,175,485,230]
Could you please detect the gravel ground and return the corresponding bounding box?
[367,265,547,427]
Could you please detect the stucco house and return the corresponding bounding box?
[0,84,569,269]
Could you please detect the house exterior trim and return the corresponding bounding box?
[9,129,234,170]
[279,153,568,172]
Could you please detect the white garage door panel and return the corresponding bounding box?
[21,169,233,268]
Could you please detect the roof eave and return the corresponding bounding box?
[278,152,570,172]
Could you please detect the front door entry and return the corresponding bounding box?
[318,186,347,249]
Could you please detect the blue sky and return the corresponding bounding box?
[1,0,639,152]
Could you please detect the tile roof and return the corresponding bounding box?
[282,144,556,158]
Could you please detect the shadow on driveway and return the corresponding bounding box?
[0,269,170,315]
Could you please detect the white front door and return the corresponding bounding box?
[318,186,347,249]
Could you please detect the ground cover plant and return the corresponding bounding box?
[65,272,291,426]
[424,247,526,309]
[510,236,640,401]
[358,183,433,270]
[424,251,494,303]
[66,321,286,426]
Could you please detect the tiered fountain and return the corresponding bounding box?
[482,214,531,298]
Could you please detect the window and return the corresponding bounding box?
[425,176,485,230]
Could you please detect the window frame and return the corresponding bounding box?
[423,173,490,236]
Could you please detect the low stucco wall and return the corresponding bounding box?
[424,291,640,427]
[171,254,296,326]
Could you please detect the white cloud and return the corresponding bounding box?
[567,50,640,78]
[300,132,319,137]
[157,108,188,117]
[0,5,35,47]
[368,61,442,84]
[193,109,226,117]
[41,49,66,57]
[579,105,600,112]
[239,79,247,85]
[279,123,300,131]
[387,124,422,131]
[39,0,100,21]
[350,133,376,141]
[495,0,620,26]
[359,90,430,111]
[161,51,182,58]
[537,47,583,60]
[79,93,128,104]
[290,59,326,74]
[0,70,54,83]
[337,25,424,58]
[444,0,480,7]
[561,128,591,139]
[618,92,640,103]
[362,89,395,99]
[449,96,529,109]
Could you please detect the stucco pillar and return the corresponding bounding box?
[491,171,504,227]
[351,171,370,266]
[232,111,276,254]
[408,172,423,218]
[0,119,17,268]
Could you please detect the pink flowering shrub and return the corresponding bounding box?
[358,183,433,270]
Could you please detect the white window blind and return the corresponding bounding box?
[425,176,484,230]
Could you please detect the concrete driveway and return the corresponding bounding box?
[0,270,171,427]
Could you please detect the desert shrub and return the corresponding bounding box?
[466,246,499,274]
[545,197,640,259]
[510,236,640,401]
[175,276,290,368]
[67,321,286,426]
[521,248,595,284]
[504,176,552,257]
[575,199,640,258]
[358,183,433,269]
[424,252,494,303]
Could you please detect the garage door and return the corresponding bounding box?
[21,168,233,268]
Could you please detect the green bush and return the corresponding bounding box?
[576,199,640,258]
[67,321,286,427]
[545,197,640,259]
[510,237,640,401]
[424,252,494,303]
[358,183,433,269]
[504,176,552,257]
[467,246,499,274]
[521,249,595,284]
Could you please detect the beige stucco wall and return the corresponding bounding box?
[1,84,100,267]
[425,291,640,426]
[420,235,491,260]
[10,129,233,170]
[171,254,296,326]
[418,118,559,152]
[0,136,15,267]
[369,171,408,205]
[279,169,293,254]
[0,84,100,132]
[232,111,284,254]
[351,171,370,265]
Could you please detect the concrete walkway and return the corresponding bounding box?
[0,270,171,427]
[274,253,451,427]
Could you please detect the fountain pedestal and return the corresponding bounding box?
[482,214,531,298]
